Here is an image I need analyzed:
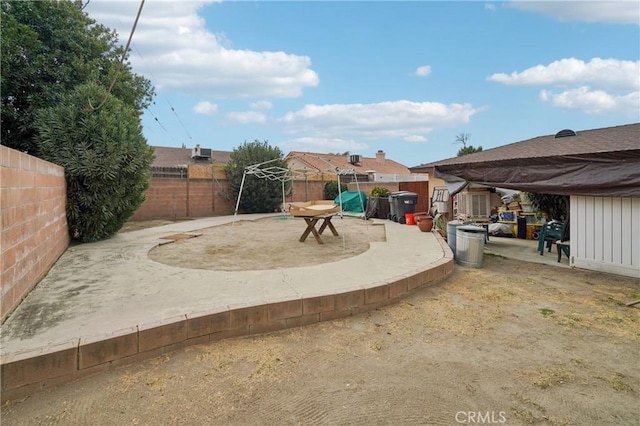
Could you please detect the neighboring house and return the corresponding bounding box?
[285,150,422,182]
[411,123,640,278]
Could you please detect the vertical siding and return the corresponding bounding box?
[571,195,640,278]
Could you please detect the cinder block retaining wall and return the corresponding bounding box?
[0,233,454,401]
[0,146,70,323]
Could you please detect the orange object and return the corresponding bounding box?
[405,213,415,225]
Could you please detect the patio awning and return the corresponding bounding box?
[435,151,640,197]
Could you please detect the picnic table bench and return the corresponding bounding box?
[298,213,339,244]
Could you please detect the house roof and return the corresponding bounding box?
[151,146,232,167]
[411,123,640,197]
[286,151,411,175]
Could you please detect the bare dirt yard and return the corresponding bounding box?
[147,216,387,270]
[2,219,639,425]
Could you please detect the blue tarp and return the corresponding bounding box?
[335,191,367,213]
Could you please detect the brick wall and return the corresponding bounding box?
[132,179,187,220]
[1,146,70,323]
[132,176,235,220]
[289,180,326,202]
[135,164,333,220]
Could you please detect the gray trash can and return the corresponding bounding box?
[388,191,410,222]
[446,220,465,256]
[456,225,486,267]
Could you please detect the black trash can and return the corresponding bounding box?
[365,197,391,220]
[396,192,418,224]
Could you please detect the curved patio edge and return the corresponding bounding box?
[0,231,454,403]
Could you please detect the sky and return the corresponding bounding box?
[83,0,640,168]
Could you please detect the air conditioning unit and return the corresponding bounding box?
[191,145,212,159]
[349,154,361,165]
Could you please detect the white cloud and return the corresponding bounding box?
[405,135,426,143]
[250,101,273,110]
[226,111,267,124]
[540,87,640,117]
[85,1,319,98]
[488,58,639,91]
[193,101,218,115]
[415,65,432,77]
[508,0,640,25]
[489,57,639,116]
[484,3,496,11]
[279,137,368,154]
[279,100,479,140]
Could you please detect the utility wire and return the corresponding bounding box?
[144,105,180,145]
[90,0,145,111]
[165,98,193,140]
[133,43,193,142]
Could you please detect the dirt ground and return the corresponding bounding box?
[2,219,639,426]
[147,216,387,270]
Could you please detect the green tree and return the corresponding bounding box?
[324,180,348,200]
[226,140,290,213]
[36,83,154,242]
[454,132,483,156]
[1,0,153,155]
[525,193,569,222]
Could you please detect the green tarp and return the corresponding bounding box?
[335,191,367,213]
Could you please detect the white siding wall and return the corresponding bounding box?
[570,196,640,278]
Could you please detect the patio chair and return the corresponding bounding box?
[556,219,571,262]
[537,221,565,255]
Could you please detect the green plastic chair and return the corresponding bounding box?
[538,221,565,255]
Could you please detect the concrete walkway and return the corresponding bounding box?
[1,214,454,400]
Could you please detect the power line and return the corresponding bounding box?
[144,105,179,145]
[90,0,145,111]
[165,98,193,140]
[132,43,193,142]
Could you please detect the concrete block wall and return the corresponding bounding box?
[0,232,454,401]
[289,180,325,202]
[133,176,323,220]
[187,180,215,217]
[0,146,70,323]
[132,175,235,220]
[131,179,188,220]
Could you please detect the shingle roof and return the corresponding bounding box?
[286,151,410,175]
[151,146,232,167]
[411,123,640,170]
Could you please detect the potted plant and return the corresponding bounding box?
[368,187,391,219]
[370,186,391,198]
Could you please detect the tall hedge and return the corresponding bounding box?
[36,83,154,242]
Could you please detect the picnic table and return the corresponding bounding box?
[298,213,339,244]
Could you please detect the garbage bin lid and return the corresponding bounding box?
[397,192,418,197]
[458,225,486,233]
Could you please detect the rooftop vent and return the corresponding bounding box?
[555,129,577,138]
